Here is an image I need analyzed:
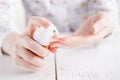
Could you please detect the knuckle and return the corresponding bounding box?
[15,37,21,44]
[15,35,26,46]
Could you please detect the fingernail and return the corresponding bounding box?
[43,21,50,28]
[91,26,95,34]
[94,23,98,32]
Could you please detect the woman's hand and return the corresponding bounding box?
[2,17,57,71]
[51,12,114,48]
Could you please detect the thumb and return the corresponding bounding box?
[27,24,38,38]
[27,16,51,38]
[90,12,109,34]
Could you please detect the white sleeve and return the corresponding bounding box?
[0,0,19,56]
[87,0,119,22]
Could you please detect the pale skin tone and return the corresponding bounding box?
[51,12,114,48]
[2,12,114,71]
[2,17,58,71]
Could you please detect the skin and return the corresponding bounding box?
[2,17,57,71]
[51,12,114,48]
[2,12,114,71]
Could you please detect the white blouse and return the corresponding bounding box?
[22,0,119,32]
[0,0,119,55]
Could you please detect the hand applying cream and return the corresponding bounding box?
[1,17,59,71]
[28,16,59,50]
[33,24,59,47]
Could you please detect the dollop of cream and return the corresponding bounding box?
[33,24,59,46]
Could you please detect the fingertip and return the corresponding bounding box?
[91,26,96,34]
[28,16,51,34]
[27,23,38,38]
[50,48,58,53]
[58,37,66,42]
[43,21,51,28]
[38,17,51,28]
[48,45,58,53]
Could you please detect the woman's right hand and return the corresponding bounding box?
[11,33,52,71]
[2,17,57,71]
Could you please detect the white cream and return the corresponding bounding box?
[33,24,59,46]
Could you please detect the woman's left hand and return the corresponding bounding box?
[51,12,114,48]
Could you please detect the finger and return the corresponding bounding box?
[49,35,67,47]
[52,36,84,48]
[91,17,107,34]
[14,55,40,71]
[49,43,58,53]
[27,17,51,38]
[74,14,100,35]
[49,47,58,53]
[90,13,110,34]
[16,47,46,67]
[49,37,67,47]
[28,25,38,38]
[21,35,51,57]
[56,25,112,48]
[50,41,60,47]
[51,43,66,48]
[96,25,113,40]
[84,25,113,46]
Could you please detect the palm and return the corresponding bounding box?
[53,12,114,48]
